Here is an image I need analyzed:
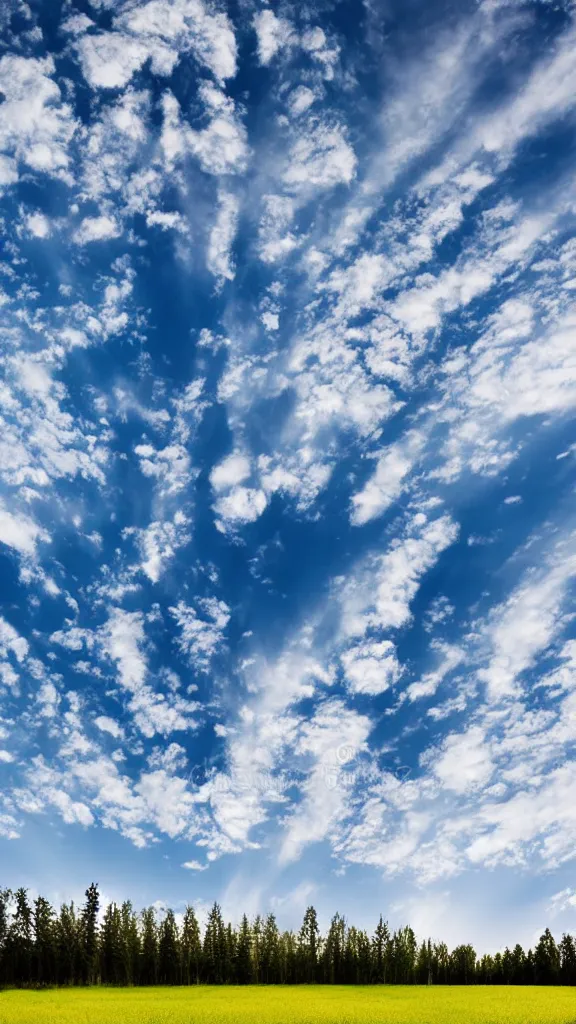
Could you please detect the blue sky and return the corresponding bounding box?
[1,0,576,955]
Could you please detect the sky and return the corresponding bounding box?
[0,0,576,956]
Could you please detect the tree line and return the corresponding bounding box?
[1,884,575,988]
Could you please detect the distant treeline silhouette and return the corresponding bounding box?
[1,884,575,988]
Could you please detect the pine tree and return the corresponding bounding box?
[371,916,389,984]
[511,944,526,985]
[324,913,346,984]
[261,913,280,984]
[120,901,141,986]
[299,906,320,984]
[100,903,123,984]
[251,914,263,983]
[535,928,560,985]
[79,883,100,985]
[140,907,158,985]
[158,909,181,985]
[203,903,226,983]
[181,906,202,985]
[235,914,253,984]
[32,896,56,986]
[56,902,80,985]
[357,929,372,984]
[7,888,33,986]
[0,889,11,987]
[559,933,576,986]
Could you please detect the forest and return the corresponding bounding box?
[1,884,575,988]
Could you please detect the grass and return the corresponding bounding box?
[0,985,575,1024]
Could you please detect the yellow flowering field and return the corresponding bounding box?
[1,985,575,1024]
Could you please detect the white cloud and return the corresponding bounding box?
[279,699,371,864]
[210,452,251,491]
[477,535,576,701]
[170,598,230,670]
[341,640,402,695]
[74,214,121,244]
[207,191,240,281]
[253,10,295,65]
[288,86,316,117]
[0,55,76,183]
[25,212,51,238]
[214,487,267,529]
[101,609,147,694]
[133,512,191,583]
[0,505,49,557]
[350,432,423,526]
[0,617,29,662]
[77,0,237,89]
[161,85,248,177]
[340,514,459,638]
[428,725,495,794]
[94,715,125,740]
[283,123,356,191]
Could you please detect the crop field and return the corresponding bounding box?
[1,985,575,1024]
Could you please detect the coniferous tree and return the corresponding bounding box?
[299,906,320,984]
[235,914,253,984]
[261,913,280,984]
[203,903,226,984]
[158,909,181,985]
[6,888,33,986]
[56,902,80,986]
[100,903,124,985]
[357,929,372,984]
[559,933,576,986]
[324,913,346,984]
[524,948,535,985]
[371,916,390,984]
[120,901,141,986]
[416,941,429,984]
[32,896,56,986]
[281,929,298,984]
[181,906,202,985]
[510,944,526,985]
[251,914,263,984]
[535,928,560,985]
[79,883,100,985]
[0,889,11,986]
[140,907,158,985]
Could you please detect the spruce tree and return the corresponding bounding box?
[181,906,202,985]
[140,908,158,985]
[535,928,560,985]
[32,896,56,986]
[56,902,80,985]
[120,901,141,986]
[235,914,253,984]
[371,915,389,984]
[299,906,320,984]
[158,909,181,985]
[0,889,11,987]
[324,913,346,984]
[559,933,576,986]
[100,903,123,984]
[261,913,280,984]
[7,888,33,986]
[79,883,100,985]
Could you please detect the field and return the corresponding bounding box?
[1,986,575,1024]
